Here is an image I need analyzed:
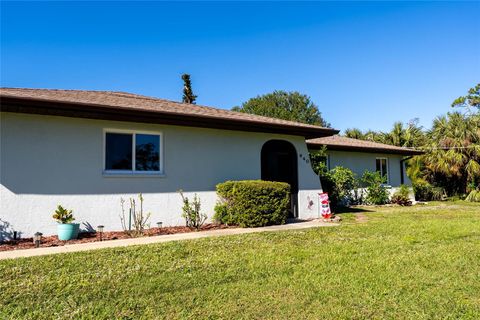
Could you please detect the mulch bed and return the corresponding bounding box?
[0,224,233,252]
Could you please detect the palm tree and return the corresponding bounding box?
[403,119,426,148]
[343,120,425,148]
[364,130,384,143]
[422,112,480,194]
[344,128,364,139]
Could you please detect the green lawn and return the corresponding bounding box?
[1,202,479,319]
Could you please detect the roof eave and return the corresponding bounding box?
[0,96,338,139]
[307,143,424,156]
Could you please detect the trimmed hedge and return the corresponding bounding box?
[214,180,290,227]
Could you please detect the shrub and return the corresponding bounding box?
[391,185,412,206]
[466,189,480,202]
[413,181,432,201]
[431,187,446,201]
[179,190,207,230]
[309,148,329,176]
[316,166,359,211]
[310,150,364,208]
[362,171,389,205]
[413,181,445,201]
[214,180,290,227]
[52,205,75,224]
[331,167,357,205]
[120,194,151,237]
[317,169,336,206]
[213,202,230,224]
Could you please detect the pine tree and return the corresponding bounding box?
[181,74,197,104]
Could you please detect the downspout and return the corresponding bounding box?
[400,156,413,185]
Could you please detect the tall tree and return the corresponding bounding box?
[181,74,197,104]
[232,91,330,127]
[421,112,480,194]
[452,83,480,110]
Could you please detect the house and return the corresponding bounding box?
[306,135,423,189]
[0,88,338,239]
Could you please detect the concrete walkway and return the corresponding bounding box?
[0,219,338,260]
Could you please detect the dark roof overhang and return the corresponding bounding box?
[307,142,424,156]
[1,96,339,139]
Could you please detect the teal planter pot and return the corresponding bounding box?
[57,223,80,240]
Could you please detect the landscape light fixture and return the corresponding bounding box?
[157,222,163,228]
[33,232,42,248]
[97,225,104,241]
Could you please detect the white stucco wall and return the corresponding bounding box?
[0,112,324,239]
[326,150,411,187]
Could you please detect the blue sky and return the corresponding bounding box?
[1,1,479,132]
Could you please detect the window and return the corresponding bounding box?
[376,158,388,183]
[104,131,162,174]
[105,133,133,170]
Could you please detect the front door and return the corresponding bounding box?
[261,140,298,218]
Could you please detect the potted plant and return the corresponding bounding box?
[52,205,79,240]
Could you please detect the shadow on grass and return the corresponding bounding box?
[334,206,374,214]
[286,218,311,224]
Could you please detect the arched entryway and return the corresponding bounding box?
[261,140,298,218]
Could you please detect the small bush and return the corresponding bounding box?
[179,190,207,230]
[331,167,357,205]
[362,171,389,205]
[391,185,412,206]
[214,180,290,227]
[317,166,359,211]
[466,189,480,202]
[413,181,445,201]
[52,205,75,224]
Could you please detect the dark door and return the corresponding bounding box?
[261,140,298,218]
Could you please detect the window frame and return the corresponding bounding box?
[376,157,389,184]
[103,128,164,176]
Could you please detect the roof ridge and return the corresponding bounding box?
[0,87,162,99]
[1,87,113,93]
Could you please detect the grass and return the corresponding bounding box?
[1,201,479,319]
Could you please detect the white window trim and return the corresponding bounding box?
[102,128,165,177]
[376,157,389,185]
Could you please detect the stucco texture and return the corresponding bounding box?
[1,112,323,239]
[326,150,411,187]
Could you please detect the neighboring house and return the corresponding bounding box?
[306,135,423,188]
[0,88,338,239]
